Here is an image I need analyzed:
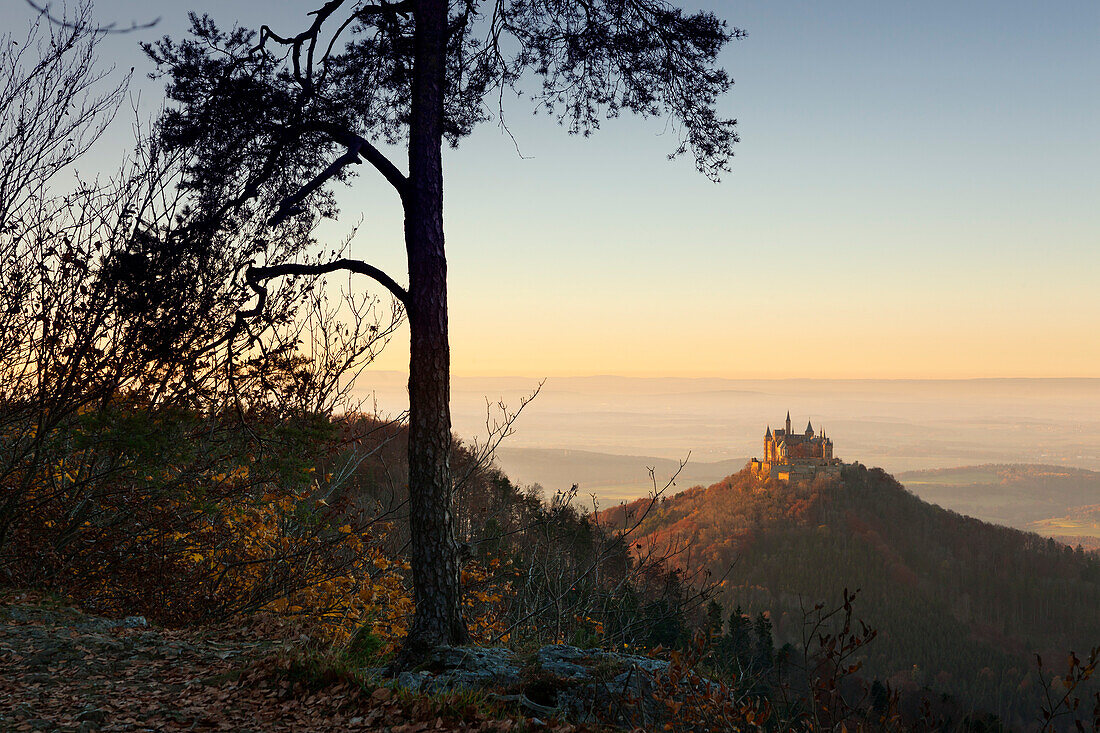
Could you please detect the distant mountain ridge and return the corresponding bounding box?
[493,446,747,503]
[898,464,1100,548]
[598,464,1100,727]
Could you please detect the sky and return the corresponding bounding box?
[15,0,1100,379]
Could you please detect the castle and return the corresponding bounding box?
[750,411,842,482]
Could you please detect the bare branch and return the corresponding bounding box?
[248,259,408,306]
[24,0,159,33]
[268,146,362,226]
[269,129,408,227]
[321,124,409,194]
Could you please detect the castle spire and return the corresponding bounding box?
[806,419,814,436]
[785,411,791,435]
[765,425,772,437]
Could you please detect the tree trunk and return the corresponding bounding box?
[398,0,469,662]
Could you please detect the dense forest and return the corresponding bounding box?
[599,464,1100,728]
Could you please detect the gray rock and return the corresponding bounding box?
[419,646,522,692]
[536,645,592,679]
[592,650,669,674]
[397,670,430,691]
[377,643,722,727]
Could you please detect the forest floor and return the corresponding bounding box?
[0,592,575,732]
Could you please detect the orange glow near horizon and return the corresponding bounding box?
[360,310,1100,380]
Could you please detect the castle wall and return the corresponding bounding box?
[754,415,839,483]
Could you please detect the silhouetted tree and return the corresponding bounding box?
[727,605,753,666]
[705,598,724,637]
[145,0,743,662]
[752,611,774,671]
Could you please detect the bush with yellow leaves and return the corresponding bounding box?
[1,398,404,632]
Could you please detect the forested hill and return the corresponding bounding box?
[598,464,1100,728]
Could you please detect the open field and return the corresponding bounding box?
[897,465,1100,548]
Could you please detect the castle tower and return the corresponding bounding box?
[753,414,841,482]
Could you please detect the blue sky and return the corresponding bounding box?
[16,0,1100,377]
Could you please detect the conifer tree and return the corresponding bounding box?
[753,611,774,671]
[706,599,725,637]
[144,0,742,662]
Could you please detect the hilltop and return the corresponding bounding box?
[598,464,1100,728]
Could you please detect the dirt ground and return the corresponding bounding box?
[0,596,574,732]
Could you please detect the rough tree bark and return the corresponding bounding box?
[400,0,469,656]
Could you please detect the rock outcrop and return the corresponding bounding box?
[382,643,714,725]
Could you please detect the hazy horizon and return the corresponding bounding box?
[352,371,1100,505]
